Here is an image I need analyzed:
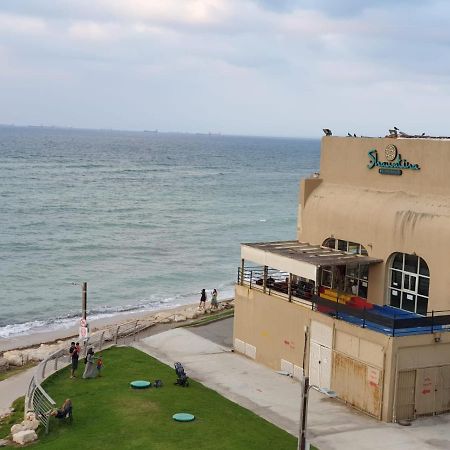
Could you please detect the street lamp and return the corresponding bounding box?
[298,376,337,450]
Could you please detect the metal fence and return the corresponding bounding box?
[311,295,450,336]
[238,266,450,337]
[25,309,194,433]
[237,266,314,305]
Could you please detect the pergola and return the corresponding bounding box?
[240,240,383,299]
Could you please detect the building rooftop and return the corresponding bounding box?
[241,240,382,268]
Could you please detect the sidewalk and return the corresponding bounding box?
[0,367,35,416]
[0,360,70,417]
[133,321,450,450]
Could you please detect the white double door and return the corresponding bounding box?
[309,321,332,389]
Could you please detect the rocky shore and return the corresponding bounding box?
[0,299,233,371]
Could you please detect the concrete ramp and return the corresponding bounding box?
[134,327,450,450]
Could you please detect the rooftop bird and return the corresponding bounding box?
[323,128,332,136]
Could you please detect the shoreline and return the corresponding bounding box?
[0,299,233,353]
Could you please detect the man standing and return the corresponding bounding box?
[69,341,79,378]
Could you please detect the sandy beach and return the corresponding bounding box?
[0,299,233,353]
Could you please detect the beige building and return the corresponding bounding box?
[233,136,450,422]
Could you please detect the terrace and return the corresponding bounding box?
[238,240,450,337]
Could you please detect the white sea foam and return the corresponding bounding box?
[0,128,318,339]
[0,285,236,338]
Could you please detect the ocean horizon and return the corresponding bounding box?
[0,126,320,338]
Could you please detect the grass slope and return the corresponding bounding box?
[0,397,24,439]
[33,346,296,450]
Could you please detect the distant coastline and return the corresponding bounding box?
[0,127,319,345]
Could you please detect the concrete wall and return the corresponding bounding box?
[234,136,450,422]
[298,137,450,310]
[393,332,450,370]
[233,284,311,370]
[233,285,397,420]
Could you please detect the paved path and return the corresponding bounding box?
[0,359,72,417]
[3,317,450,449]
[134,319,450,450]
[0,367,35,416]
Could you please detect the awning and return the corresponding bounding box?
[241,240,383,281]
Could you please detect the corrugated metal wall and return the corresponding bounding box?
[396,370,416,421]
[332,352,383,419]
[395,365,450,420]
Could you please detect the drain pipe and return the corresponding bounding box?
[392,347,399,423]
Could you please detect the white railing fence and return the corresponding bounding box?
[24,307,208,433]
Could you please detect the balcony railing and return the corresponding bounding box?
[237,266,450,337]
[237,266,314,304]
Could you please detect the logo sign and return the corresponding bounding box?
[367,144,420,176]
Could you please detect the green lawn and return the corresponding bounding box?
[27,346,296,450]
[185,308,234,327]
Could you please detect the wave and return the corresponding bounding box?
[0,285,235,339]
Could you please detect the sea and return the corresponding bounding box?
[0,126,320,338]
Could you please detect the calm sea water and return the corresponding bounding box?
[0,126,320,337]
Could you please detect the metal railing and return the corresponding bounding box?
[237,266,450,337]
[237,266,314,306]
[311,295,450,336]
[25,303,235,433]
[25,338,109,434]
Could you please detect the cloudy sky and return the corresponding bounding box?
[1,0,450,137]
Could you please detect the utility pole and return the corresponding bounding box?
[298,376,309,450]
[82,282,87,320]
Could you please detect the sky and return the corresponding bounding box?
[1,0,450,137]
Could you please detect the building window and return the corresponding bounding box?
[322,238,369,298]
[389,253,430,315]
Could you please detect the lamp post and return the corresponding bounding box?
[298,376,337,450]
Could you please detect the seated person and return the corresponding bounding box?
[51,399,72,418]
[296,281,313,299]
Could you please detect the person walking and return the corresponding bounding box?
[211,289,218,310]
[83,348,97,379]
[69,342,79,378]
[199,289,207,309]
